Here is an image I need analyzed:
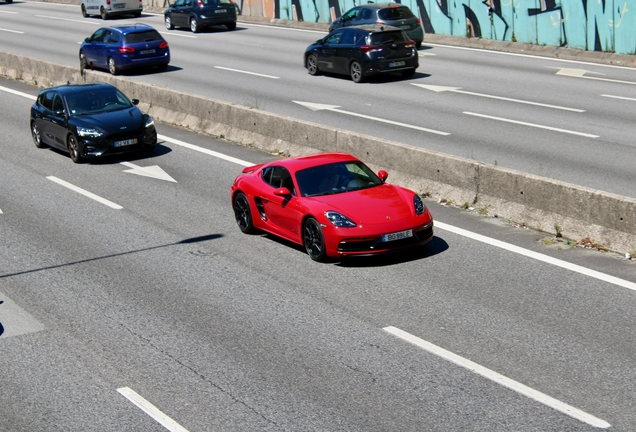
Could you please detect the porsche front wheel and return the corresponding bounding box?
[303,218,327,262]
[234,192,255,234]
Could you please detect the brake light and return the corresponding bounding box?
[416,18,421,24]
[106,0,110,4]
[118,46,135,53]
[159,41,169,49]
[405,40,415,48]
[197,0,204,6]
[359,45,382,53]
[375,21,383,25]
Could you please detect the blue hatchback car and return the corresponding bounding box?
[79,24,170,75]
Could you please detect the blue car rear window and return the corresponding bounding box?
[123,30,163,44]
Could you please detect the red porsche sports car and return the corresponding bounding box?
[231,152,434,261]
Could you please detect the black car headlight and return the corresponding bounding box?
[76,126,104,138]
[414,195,426,215]
[144,116,155,128]
[325,211,357,228]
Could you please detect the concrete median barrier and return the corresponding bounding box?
[3,50,635,254]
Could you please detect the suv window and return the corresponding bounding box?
[378,6,414,20]
[40,91,55,111]
[369,30,407,45]
[124,30,162,43]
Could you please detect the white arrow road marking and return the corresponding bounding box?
[554,68,636,85]
[384,326,611,429]
[215,66,279,79]
[412,84,585,112]
[47,176,122,209]
[120,162,177,183]
[293,101,450,135]
[117,387,189,432]
[463,112,599,138]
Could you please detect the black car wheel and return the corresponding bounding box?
[81,4,88,17]
[108,57,118,75]
[31,122,46,149]
[303,217,327,262]
[134,10,141,17]
[350,61,365,83]
[306,54,320,76]
[234,192,255,234]
[190,17,200,33]
[100,6,109,19]
[226,22,236,30]
[165,15,174,30]
[67,134,83,163]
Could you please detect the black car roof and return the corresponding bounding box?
[40,83,117,96]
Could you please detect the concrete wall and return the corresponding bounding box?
[3,50,635,253]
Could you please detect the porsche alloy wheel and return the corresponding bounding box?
[306,54,319,76]
[303,218,327,262]
[350,61,364,83]
[234,192,255,234]
[31,122,46,148]
[67,134,82,163]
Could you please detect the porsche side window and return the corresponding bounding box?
[263,166,295,195]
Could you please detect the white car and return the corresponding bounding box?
[81,0,143,19]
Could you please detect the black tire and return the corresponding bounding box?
[31,122,46,148]
[100,6,109,19]
[303,217,327,262]
[401,68,416,77]
[134,10,142,17]
[234,192,255,234]
[81,4,88,17]
[416,41,422,49]
[108,57,118,75]
[67,134,82,163]
[226,22,236,30]
[190,17,200,33]
[306,53,320,76]
[350,61,364,83]
[165,15,174,30]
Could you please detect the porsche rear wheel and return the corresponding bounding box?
[234,192,255,234]
[303,217,327,262]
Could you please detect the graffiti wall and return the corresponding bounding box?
[237,0,636,55]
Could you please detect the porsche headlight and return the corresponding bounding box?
[144,116,155,128]
[325,211,357,228]
[414,195,426,215]
[76,126,103,138]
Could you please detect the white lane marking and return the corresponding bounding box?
[159,31,197,39]
[47,176,123,210]
[35,14,99,25]
[463,111,599,138]
[294,100,451,135]
[158,134,253,166]
[241,22,325,34]
[0,207,3,214]
[412,84,585,112]
[0,10,18,14]
[424,42,636,71]
[384,326,611,429]
[0,28,23,34]
[117,387,189,432]
[601,94,636,101]
[436,221,636,292]
[214,66,279,79]
[0,85,36,99]
[120,161,177,182]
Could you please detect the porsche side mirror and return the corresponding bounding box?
[132,98,139,105]
[274,187,291,196]
[378,170,388,183]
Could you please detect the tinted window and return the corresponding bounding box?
[324,31,342,44]
[369,30,407,45]
[65,87,132,115]
[104,31,120,44]
[378,6,414,20]
[296,161,381,197]
[52,94,64,113]
[262,166,294,194]
[40,92,55,111]
[90,28,107,43]
[340,30,356,45]
[124,30,163,44]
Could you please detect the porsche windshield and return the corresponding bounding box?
[65,88,133,115]
[296,161,383,197]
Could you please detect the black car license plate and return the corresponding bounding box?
[114,138,138,147]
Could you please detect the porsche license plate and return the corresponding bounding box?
[114,138,137,147]
[388,61,406,68]
[382,229,413,242]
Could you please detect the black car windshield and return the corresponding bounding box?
[296,161,383,197]
[65,88,133,115]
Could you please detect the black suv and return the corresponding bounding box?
[329,2,424,48]
[304,25,419,83]
[164,0,237,33]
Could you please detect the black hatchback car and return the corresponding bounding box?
[304,25,418,83]
[329,2,424,48]
[30,83,157,163]
[164,0,237,33]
